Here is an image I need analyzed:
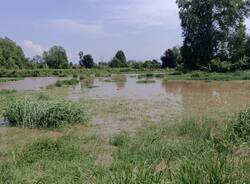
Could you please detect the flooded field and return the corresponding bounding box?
[1,75,250,183]
[67,75,250,117]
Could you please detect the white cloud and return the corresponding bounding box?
[45,18,120,38]
[105,0,180,28]
[21,40,44,57]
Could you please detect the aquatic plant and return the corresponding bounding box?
[55,79,79,87]
[136,80,156,84]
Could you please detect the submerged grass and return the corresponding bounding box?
[55,79,79,87]
[4,99,87,129]
[136,79,156,84]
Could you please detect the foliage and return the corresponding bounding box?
[43,46,69,69]
[142,60,161,69]
[109,50,127,68]
[4,99,87,129]
[0,37,27,69]
[79,51,95,68]
[161,49,177,68]
[226,108,250,144]
[177,0,250,69]
[209,58,232,72]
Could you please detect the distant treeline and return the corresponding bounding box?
[0,37,164,70]
[1,0,250,72]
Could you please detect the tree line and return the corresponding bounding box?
[1,0,250,72]
[0,37,164,70]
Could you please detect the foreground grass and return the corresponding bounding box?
[1,106,250,183]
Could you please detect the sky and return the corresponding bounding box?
[0,0,250,63]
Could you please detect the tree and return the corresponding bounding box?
[109,50,127,68]
[0,37,27,69]
[228,23,247,63]
[43,46,69,69]
[177,0,250,69]
[245,35,250,57]
[109,57,123,68]
[142,60,161,69]
[31,55,48,69]
[161,49,177,68]
[79,52,95,68]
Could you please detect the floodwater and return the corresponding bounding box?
[69,75,250,118]
[0,75,250,117]
[1,75,250,135]
[0,77,66,91]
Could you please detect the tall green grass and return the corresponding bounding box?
[0,138,94,184]
[4,99,87,129]
[102,110,250,183]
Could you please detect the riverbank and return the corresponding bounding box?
[1,68,250,81]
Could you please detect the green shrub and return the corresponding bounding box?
[226,108,250,144]
[209,58,232,73]
[4,99,87,129]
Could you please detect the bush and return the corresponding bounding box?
[4,99,87,129]
[226,108,250,144]
[209,58,232,73]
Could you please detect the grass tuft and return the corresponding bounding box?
[4,99,87,129]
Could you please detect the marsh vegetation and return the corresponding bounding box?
[0,73,250,183]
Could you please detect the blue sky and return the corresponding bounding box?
[0,0,249,63]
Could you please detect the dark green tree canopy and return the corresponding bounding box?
[79,51,95,68]
[109,50,127,68]
[161,49,177,68]
[0,37,27,69]
[43,46,69,69]
[177,0,250,69]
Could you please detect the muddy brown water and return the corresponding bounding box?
[0,77,67,91]
[1,75,250,136]
[0,75,249,116]
[69,75,250,117]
